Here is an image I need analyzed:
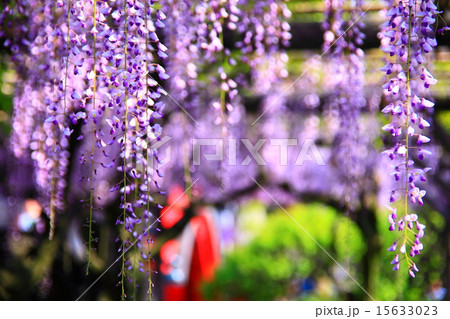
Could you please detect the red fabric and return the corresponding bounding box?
[163,284,186,301]
[161,185,190,229]
[162,211,220,301]
[186,214,220,300]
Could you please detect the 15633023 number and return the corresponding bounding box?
[376,306,438,316]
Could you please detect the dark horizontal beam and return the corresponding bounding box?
[288,22,450,50]
[242,92,450,114]
[289,3,385,14]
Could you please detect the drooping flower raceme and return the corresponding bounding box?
[159,0,291,195]
[237,0,291,92]
[241,0,292,184]
[3,0,169,298]
[89,0,168,298]
[380,0,439,277]
[323,0,366,209]
[3,1,74,239]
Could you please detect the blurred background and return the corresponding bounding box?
[0,0,449,301]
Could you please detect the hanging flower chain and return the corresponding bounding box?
[2,0,168,299]
[380,0,439,277]
[323,0,366,209]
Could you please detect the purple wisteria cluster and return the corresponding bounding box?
[163,0,290,130]
[2,0,168,297]
[237,0,291,91]
[162,0,200,113]
[323,0,366,209]
[380,0,439,277]
[2,1,74,239]
[159,0,291,195]
[193,0,241,131]
[251,0,293,186]
[2,0,445,299]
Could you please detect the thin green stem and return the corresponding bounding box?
[182,113,192,198]
[403,1,413,263]
[121,0,129,301]
[393,2,415,299]
[49,2,58,241]
[49,178,56,240]
[63,0,72,116]
[219,16,227,139]
[144,0,153,300]
[218,15,228,190]
[86,0,98,275]
[133,263,137,300]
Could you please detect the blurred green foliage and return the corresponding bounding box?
[0,234,59,300]
[203,202,367,300]
[373,206,446,301]
[0,62,14,135]
[437,111,450,134]
[203,201,447,301]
